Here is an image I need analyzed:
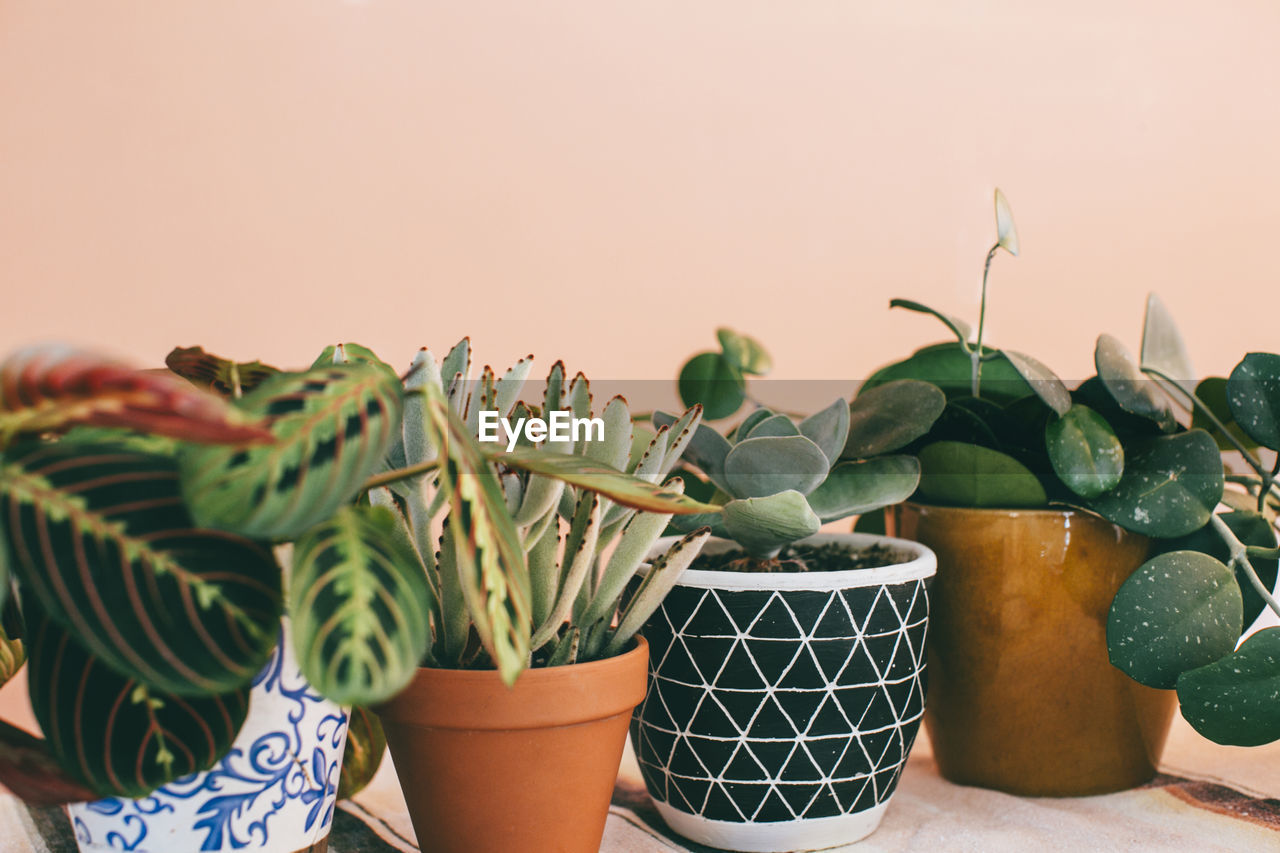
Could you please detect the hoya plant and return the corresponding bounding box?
[1102,313,1280,747]
[0,345,282,805]
[864,190,1224,543]
[172,341,717,694]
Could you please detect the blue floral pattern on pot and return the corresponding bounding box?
[67,626,348,853]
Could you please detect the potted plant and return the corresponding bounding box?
[872,190,1226,796]
[0,345,358,852]
[629,343,943,853]
[178,339,718,853]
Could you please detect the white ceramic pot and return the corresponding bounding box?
[67,627,348,853]
[631,532,936,853]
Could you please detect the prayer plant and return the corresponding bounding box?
[0,341,715,805]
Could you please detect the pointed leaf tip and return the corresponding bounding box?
[994,188,1019,256]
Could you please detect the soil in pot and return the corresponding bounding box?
[691,542,914,574]
[375,638,648,853]
[631,533,936,853]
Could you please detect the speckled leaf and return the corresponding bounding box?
[1176,627,1280,746]
[1226,353,1280,451]
[2,442,281,695]
[1095,334,1177,433]
[845,379,946,458]
[1191,377,1259,452]
[181,363,404,539]
[1088,430,1223,538]
[1154,511,1279,630]
[1003,350,1071,417]
[1107,550,1242,689]
[27,613,250,799]
[916,440,1047,508]
[1044,404,1124,498]
[1139,294,1197,396]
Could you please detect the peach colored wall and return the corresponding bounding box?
[2,3,1280,725]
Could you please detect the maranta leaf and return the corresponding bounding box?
[180,363,404,539]
[1,441,281,694]
[165,346,281,397]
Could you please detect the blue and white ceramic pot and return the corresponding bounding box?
[631,532,936,853]
[67,626,349,853]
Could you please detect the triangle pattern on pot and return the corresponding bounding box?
[631,577,930,825]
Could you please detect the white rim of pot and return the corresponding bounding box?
[648,531,936,591]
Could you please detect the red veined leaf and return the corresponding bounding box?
[0,345,271,444]
[0,718,97,806]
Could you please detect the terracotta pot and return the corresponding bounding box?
[375,639,648,853]
[632,533,936,853]
[888,503,1177,796]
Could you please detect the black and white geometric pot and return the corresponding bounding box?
[630,532,936,853]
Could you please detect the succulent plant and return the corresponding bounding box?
[654,381,940,566]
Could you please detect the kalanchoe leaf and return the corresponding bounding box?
[290,505,433,706]
[733,407,774,441]
[0,345,272,445]
[441,337,472,415]
[806,456,920,523]
[27,612,251,799]
[585,396,633,472]
[2,441,282,695]
[722,435,830,499]
[181,362,405,540]
[1094,334,1177,433]
[493,354,535,420]
[994,188,1019,256]
[722,491,821,558]
[606,527,712,656]
[164,347,281,397]
[845,379,946,458]
[1087,430,1223,538]
[1176,627,1280,746]
[1191,377,1259,451]
[1001,350,1071,417]
[888,299,972,345]
[716,328,772,375]
[1107,550,1242,690]
[338,706,386,800]
[863,342,1032,403]
[798,399,851,466]
[742,413,800,440]
[1139,294,1197,396]
[678,352,745,421]
[1226,353,1280,451]
[1044,404,1124,499]
[1154,511,1279,630]
[915,440,1047,507]
[490,449,720,514]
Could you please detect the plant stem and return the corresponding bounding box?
[972,243,999,398]
[364,459,438,491]
[1211,514,1280,622]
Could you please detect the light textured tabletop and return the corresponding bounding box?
[11,712,1272,853]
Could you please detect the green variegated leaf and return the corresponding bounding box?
[1088,430,1223,538]
[1226,353,1280,451]
[164,347,281,397]
[2,442,281,695]
[27,613,251,799]
[291,505,432,705]
[425,386,532,686]
[1044,404,1124,498]
[181,363,404,539]
[488,449,720,514]
[1177,627,1280,746]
